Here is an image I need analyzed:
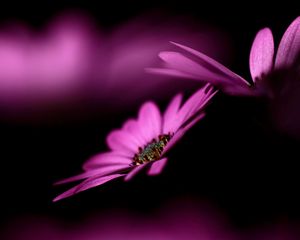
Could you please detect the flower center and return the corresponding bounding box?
[133,134,172,166]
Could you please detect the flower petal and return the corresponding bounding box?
[145,67,201,80]
[275,17,300,69]
[163,93,183,133]
[55,164,130,185]
[53,174,124,202]
[162,107,209,156]
[106,130,141,156]
[83,152,132,171]
[124,163,149,181]
[176,84,216,129]
[148,158,168,176]
[121,119,148,147]
[182,112,206,132]
[162,128,187,156]
[170,41,250,86]
[249,28,274,82]
[138,102,162,141]
[158,51,227,84]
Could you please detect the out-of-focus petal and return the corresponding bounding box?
[55,164,130,185]
[275,16,300,69]
[82,152,132,170]
[106,130,140,156]
[121,119,148,147]
[148,157,168,176]
[53,174,124,202]
[145,67,200,80]
[138,102,162,140]
[171,41,250,86]
[158,51,227,83]
[249,28,274,82]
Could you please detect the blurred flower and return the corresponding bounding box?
[0,12,227,121]
[0,15,96,102]
[54,84,217,201]
[249,223,300,240]
[2,201,237,240]
[148,16,300,97]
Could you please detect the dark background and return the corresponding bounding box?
[1,0,300,233]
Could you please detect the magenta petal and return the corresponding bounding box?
[138,102,162,141]
[53,173,124,202]
[124,163,149,181]
[275,17,300,69]
[249,28,274,82]
[107,130,140,156]
[148,158,168,176]
[83,152,132,170]
[183,113,206,132]
[162,128,186,155]
[178,84,216,127]
[170,41,250,86]
[122,119,148,147]
[163,93,183,133]
[158,51,226,83]
[145,67,201,80]
[191,84,218,114]
[55,164,130,185]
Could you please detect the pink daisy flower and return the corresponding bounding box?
[148,17,300,97]
[54,84,217,201]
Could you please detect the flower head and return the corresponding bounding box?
[148,17,300,97]
[53,84,217,201]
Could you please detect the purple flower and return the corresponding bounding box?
[148,17,300,97]
[53,84,217,201]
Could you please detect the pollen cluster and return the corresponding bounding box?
[133,134,171,165]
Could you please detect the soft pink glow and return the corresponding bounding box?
[0,13,227,121]
[2,201,237,240]
[3,201,299,240]
[0,15,96,102]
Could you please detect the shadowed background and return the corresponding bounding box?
[0,0,300,239]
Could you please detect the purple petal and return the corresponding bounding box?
[177,84,216,128]
[55,164,130,185]
[162,113,205,156]
[106,130,141,156]
[138,102,162,142]
[148,158,168,176]
[170,41,250,86]
[249,28,274,82]
[145,67,201,80]
[53,174,124,202]
[158,51,227,83]
[163,93,183,133]
[275,17,300,69]
[162,128,187,155]
[121,119,148,147]
[124,163,149,181]
[182,112,206,132]
[83,152,132,170]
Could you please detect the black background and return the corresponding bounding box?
[1,0,300,235]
